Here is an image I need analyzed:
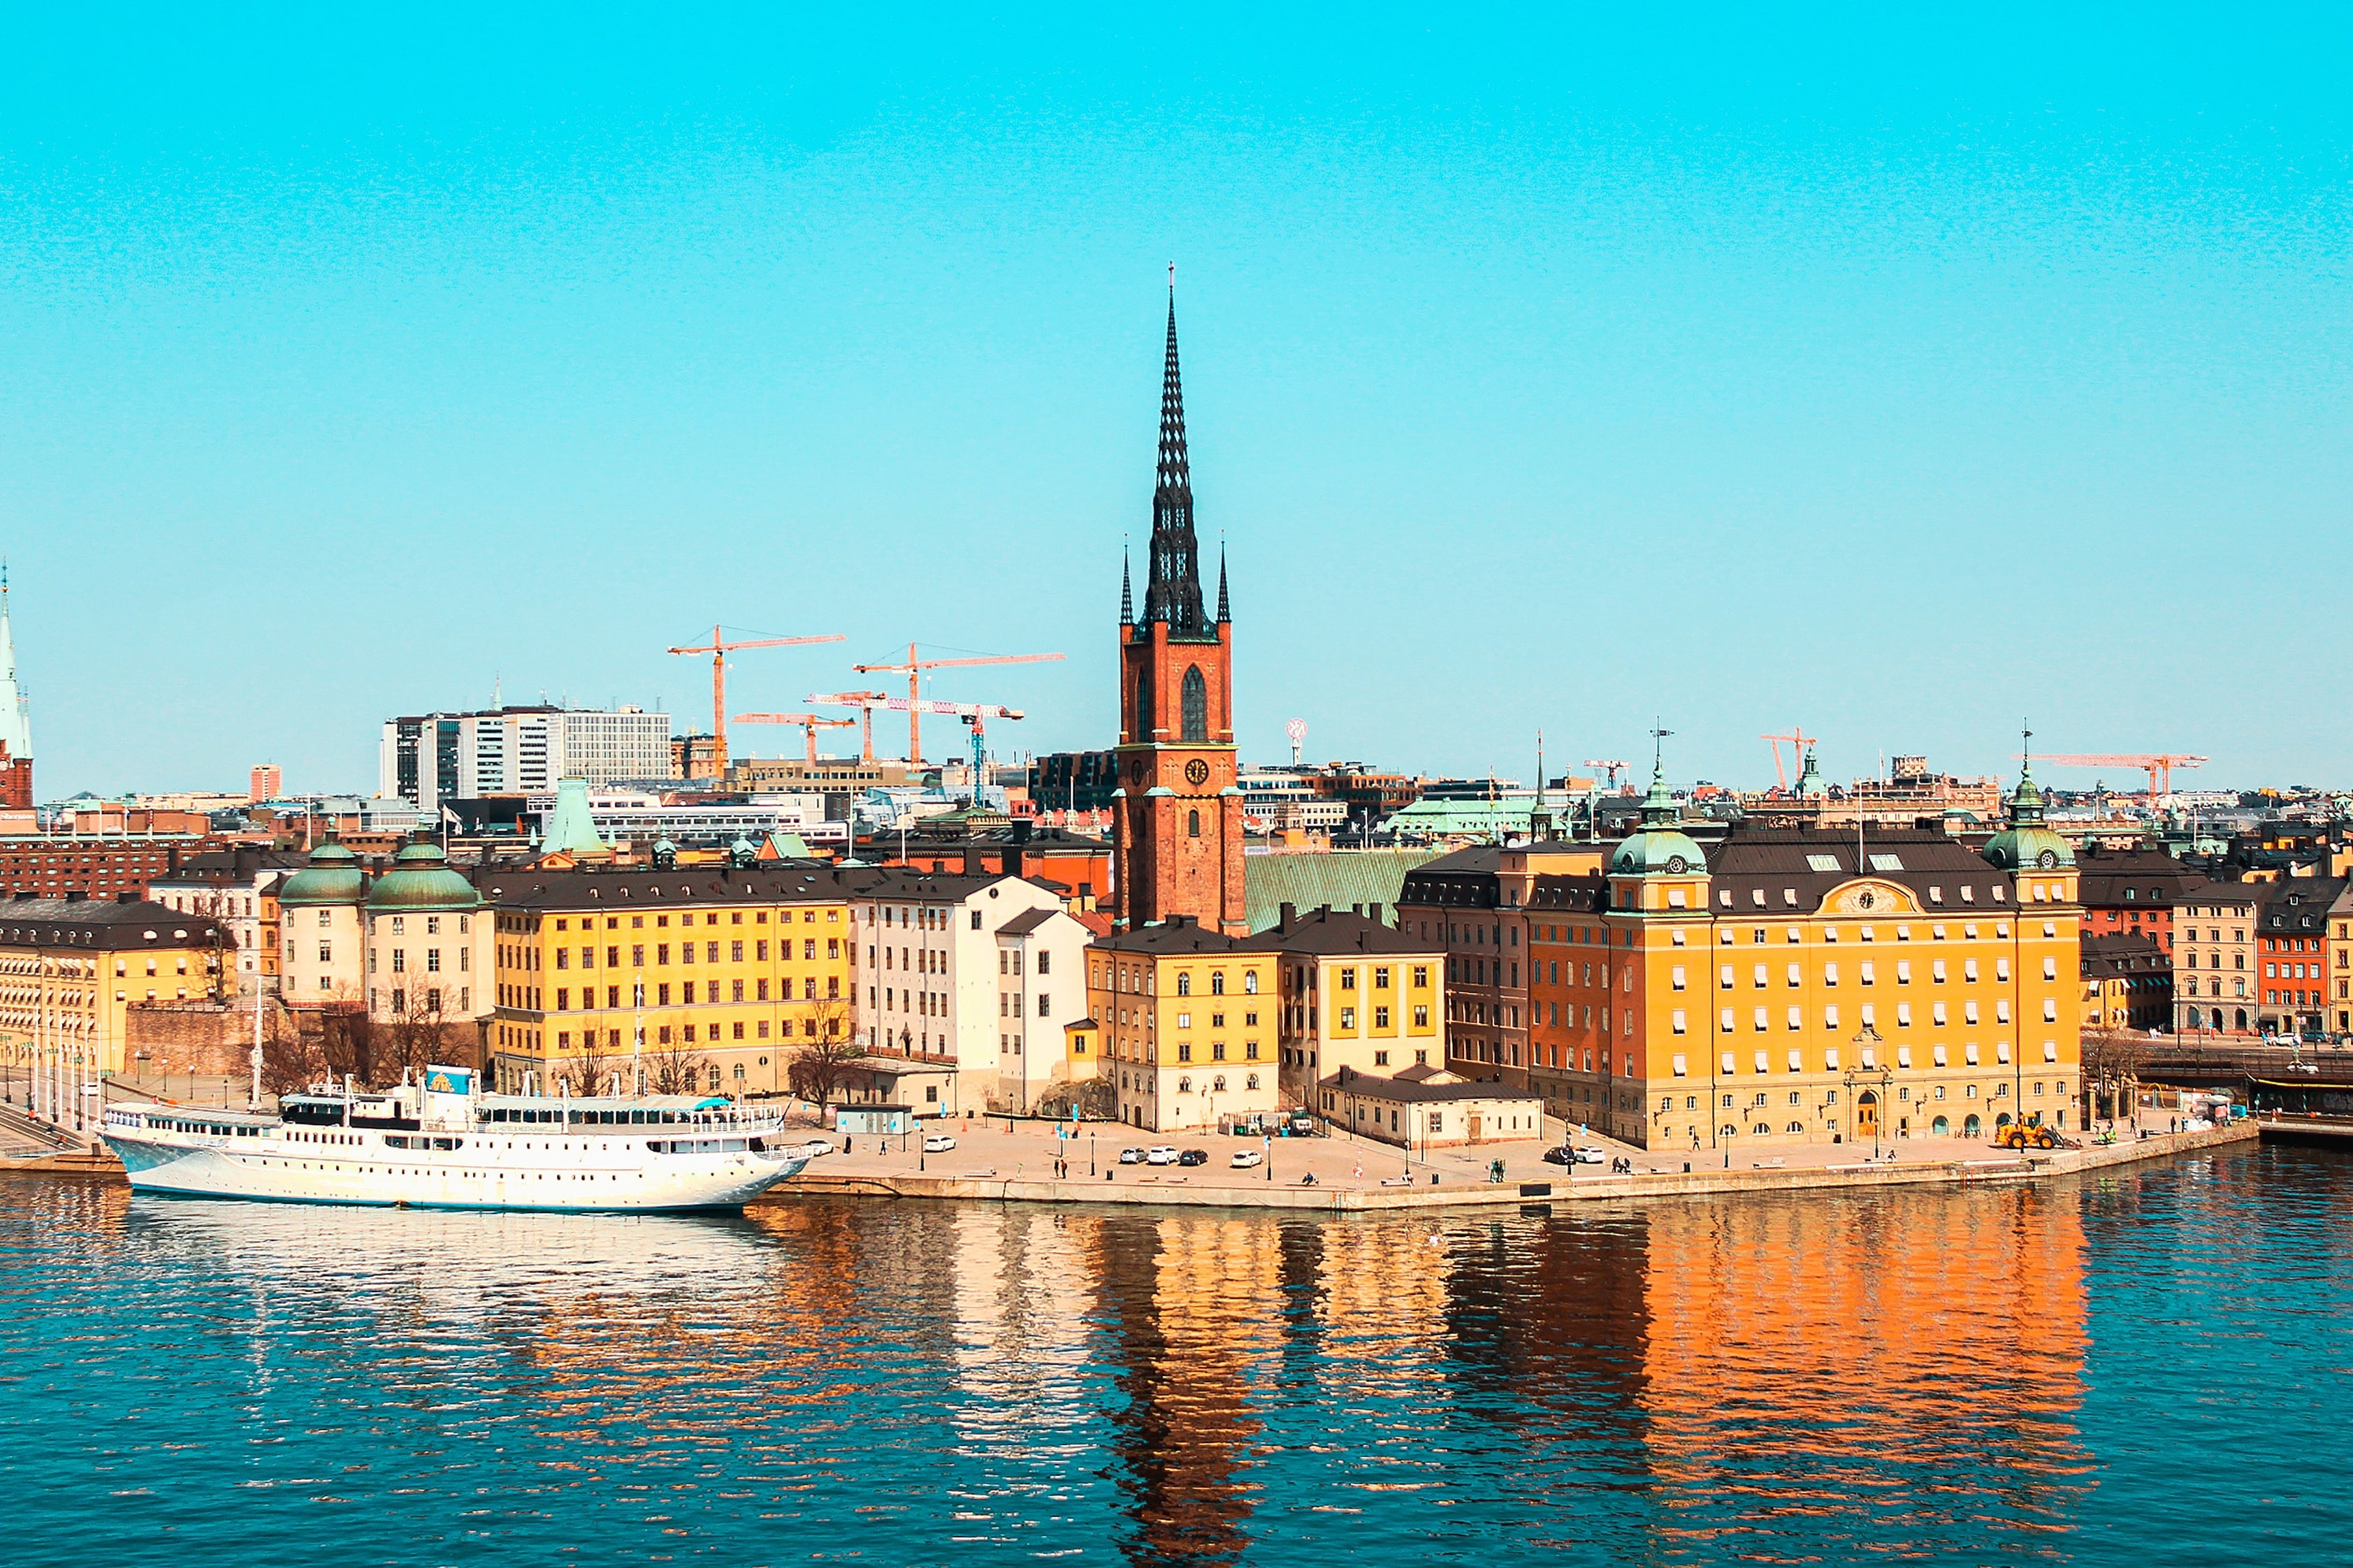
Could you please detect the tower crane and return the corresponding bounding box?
[665,625,845,779]
[2018,752,2210,797]
[850,643,1062,763]
[1584,760,1630,788]
[805,689,888,763]
[1760,727,1818,792]
[813,694,1027,802]
[732,713,860,765]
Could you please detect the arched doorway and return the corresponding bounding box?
[1994,1111,2013,1130]
[2235,1008,2249,1031]
[1856,1091,1879,1138]
[1932,1115,1950,1135]
[1964,1113,1982,1137]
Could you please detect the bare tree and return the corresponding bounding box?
[786,1001,864,1106]
[646,1031,712,1097]
[2079,1029,2148,1124]
[564,1036,615,1096]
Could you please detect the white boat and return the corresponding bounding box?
[99,1065,830,1213]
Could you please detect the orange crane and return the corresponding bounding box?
[2019,752,2210,797]
[850,643,1063,763]
[732,713,860,764]
[1760,727,1818,791]
[806,688,889,763]
[1584,760,1629,787]
[666,625,845,779]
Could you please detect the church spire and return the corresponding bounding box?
[1143,272,1208,634]
[1120,539,1134,624]
[1216,539,1229,623]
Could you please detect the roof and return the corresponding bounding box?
[1237,903,1440,957]
[1706,827,2013,914]
[482,862,1054,912]
[1089,917,1245,956]
[0,895,222,949]
[2073,846,2210,909]
[2259,879,2347,937]
[1319,1066,1541,1105]
[1243,848,1442,933]
[1528,873,1609,913]
[996,908,1058,937]
[2081,931,2169,977]
[1398,845,1505,910]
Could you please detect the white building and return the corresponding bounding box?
[147,848,309,995]
[846,869,1086,1114]
[380,706,672,813]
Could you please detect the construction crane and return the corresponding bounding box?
[815,694,1027,801]
[665,625,846,779]
[802,688,888,763]
[2018,752,2210,798]
[1584,760,1630,787]
[732,713,860,764]
[850,643,1062,763]
[1760,727,1818,791]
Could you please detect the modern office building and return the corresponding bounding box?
[379,706,672,813]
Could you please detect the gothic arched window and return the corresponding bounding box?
[1187,808,1201,838]
[1182,666,1208,741]
[1135,670,1153,738]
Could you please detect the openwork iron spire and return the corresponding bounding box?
[1216,540,1230,623]
[1143,280,1209,635]
[1120,540,1134,624]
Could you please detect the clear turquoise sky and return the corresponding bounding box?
[3,7,2347,799]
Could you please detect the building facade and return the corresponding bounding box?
[1,896,224,1135]
[1112,292,1245,935]
[380,705,672,812]
[2255,878,2346,1038]
[148,847,305,995]
[1087,917,1276,1132]
[1239,903,1445,1111]
[484,864,853,1097]
[2172,884,2260,1036]
[2080,932,2171,1033]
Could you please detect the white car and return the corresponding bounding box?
[923,1134,957,1153]
[1145,1145,1178,1165]
[1571,1146,1607,1166]
[1230,1148,1265,1169]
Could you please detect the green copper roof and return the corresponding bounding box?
[365,838,482,912]
[278,838,366,907]
[1609,755,1707,876]
[540,777,604,857]
[1983,756,2074,871]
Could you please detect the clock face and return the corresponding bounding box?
[1127,756,1148,785]
[1185,758,1210,787]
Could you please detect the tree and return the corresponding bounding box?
[565,1036,615,1096]
[646,1031,712,1097]
[2079,1029,2148,1123]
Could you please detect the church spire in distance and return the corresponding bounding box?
[1143,266,1209,635]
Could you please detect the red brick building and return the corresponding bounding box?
[0,836,225,898]
[1112,292,1244,935]
[2074,845,2205,957]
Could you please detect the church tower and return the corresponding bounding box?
[1113,286,1244,934]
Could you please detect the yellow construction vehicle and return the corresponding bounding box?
[1993,1122,2073,1152]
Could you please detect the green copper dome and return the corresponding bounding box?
[1608,758,1707,876]
[1983,760,2074,871]
[364,838,482,913]
[277,839,366,907]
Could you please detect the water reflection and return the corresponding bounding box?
[0,1170,2142,1567]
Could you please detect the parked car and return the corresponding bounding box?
[922,1134,957,1153]
[1177,1149,1209,1166]
[1231,1148,1265,1169]
[1541,1145,1571,1166]
[1117,1147,1146,1165]
[1146,1145,1178,1165]
[1571,1146,1608,1166]
[1287,1115,1316,1136]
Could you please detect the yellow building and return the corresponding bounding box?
[486,865,853,1097]
[0,896,226,1135]
[1531,758,2081,1149]
[1086,916,1276,1132]
[1238,902,1444,1110]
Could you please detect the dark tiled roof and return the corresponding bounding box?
[1528,873,1607,912]
[483,862,1049,911]
[2081,932,2168,976]
[996,908,1057,936]
[1706,827,2009,914]
[0,895,223,948]
[1318,1065,1541,1104]
[1088,917,1245,956]
[1398,845,1503,908]
[2259,879,2347,936]
[1237,905,1439,957]
[2074,848,2210,910]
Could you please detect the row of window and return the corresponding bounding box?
[512,978,841,1010]
[1665,1040,2059,1075]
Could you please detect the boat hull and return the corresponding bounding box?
[103,1133,814,1214]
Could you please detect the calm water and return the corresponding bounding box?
[3,1146,2348,1567]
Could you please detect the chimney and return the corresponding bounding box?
[1368,902,1383,924]
[1279,901,1296,932]
[1011,818,1033,846]
[117,890,139,903]
[962,848,981,876]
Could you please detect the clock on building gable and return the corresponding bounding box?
[1185,757,1210,787]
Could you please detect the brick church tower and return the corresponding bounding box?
[1113,288,1245,934]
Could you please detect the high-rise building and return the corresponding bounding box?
[248,764,282,803]
[0,568,34,812]
[379,706,671,813]
[1112,287,1244,934]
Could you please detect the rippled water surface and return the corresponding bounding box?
[4,1145,2349,1567]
